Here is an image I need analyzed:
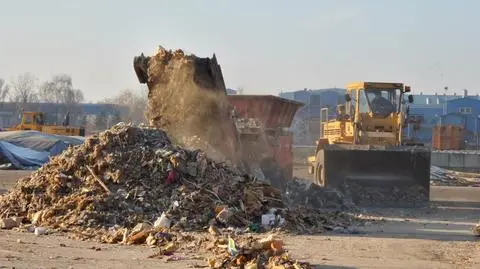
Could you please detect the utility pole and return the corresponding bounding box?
[443,86,448,116]
[439,86,448,148]
[307,91,311,145]
[475,117,477,151]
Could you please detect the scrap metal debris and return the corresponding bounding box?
[430,166,480,187]
[0,124,357,268]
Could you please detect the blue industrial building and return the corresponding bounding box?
[279,88,344,144]
[409,90,480,147]
[279,88,344,118]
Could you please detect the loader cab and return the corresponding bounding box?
[345,82,407,118]
[16,111,45,131]
[344,82,411,145]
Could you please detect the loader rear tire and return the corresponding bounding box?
[313,150,325,186]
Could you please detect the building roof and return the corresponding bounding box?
[411,89,480,106]
[347,82,404,90]
[279,88,345,96]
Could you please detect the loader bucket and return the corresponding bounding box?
[133,54,150,84]
[317,144,431,207]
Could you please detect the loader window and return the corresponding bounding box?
[365,89,397,118]
[23,114,33,124]
[34,114,44,125]
[359,91,369,113]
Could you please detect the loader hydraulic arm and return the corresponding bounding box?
[353,90,361,144]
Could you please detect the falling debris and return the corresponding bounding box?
[133,48,238,164]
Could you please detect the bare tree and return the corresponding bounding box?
[103,88,147,124]
[95,112,108,130]
[38,74,84,105]
[38,74,85,124]
[9,73,38,104]
[0,79,9,108]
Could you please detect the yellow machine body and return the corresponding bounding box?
[308,82,431,207]
[7,111,85,137]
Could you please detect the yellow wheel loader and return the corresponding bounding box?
[307,82,431,206]
[7,111,85,137]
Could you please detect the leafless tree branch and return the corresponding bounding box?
[9,73,38,105]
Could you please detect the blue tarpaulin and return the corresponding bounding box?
[0,141,49,169]
[0,131,84,169]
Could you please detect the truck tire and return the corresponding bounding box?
[313,150,325,186]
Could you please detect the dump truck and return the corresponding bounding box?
[7,111,85,137]
[307,82,431,206]
[133,47,302,189]
[227,95,303,186]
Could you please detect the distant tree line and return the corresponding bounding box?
[0,72,84,108]
[100,86,148,125]
[0,72,148,131]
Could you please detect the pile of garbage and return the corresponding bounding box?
[473,222,480,237]
[0,124,356,267]
[0,124,284,231]
[197,233,311,268]
[430,166,480,187]
[284,178,351,209]
[179,135,228,163]
[344,183,429,207]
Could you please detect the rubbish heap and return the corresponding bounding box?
[0,124,357,268]
[179,135,228,163]
[0,123,285,231]
[473,222,480,237]
[344,183,429,207]
[284,178,352,209]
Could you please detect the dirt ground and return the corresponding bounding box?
[0,169,479,269]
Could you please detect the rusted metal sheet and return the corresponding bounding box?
[274,134,294,180]
[432,125,465,150]
[227,95,304,129]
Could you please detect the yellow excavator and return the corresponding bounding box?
[307,82,431,206]
[7,111,85,136]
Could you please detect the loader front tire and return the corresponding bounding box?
[313,150,325,186]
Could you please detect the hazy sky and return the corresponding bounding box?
[0,0,478,101]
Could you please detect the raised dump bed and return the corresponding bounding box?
[227,95,303,129]
[227,95,303,180]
